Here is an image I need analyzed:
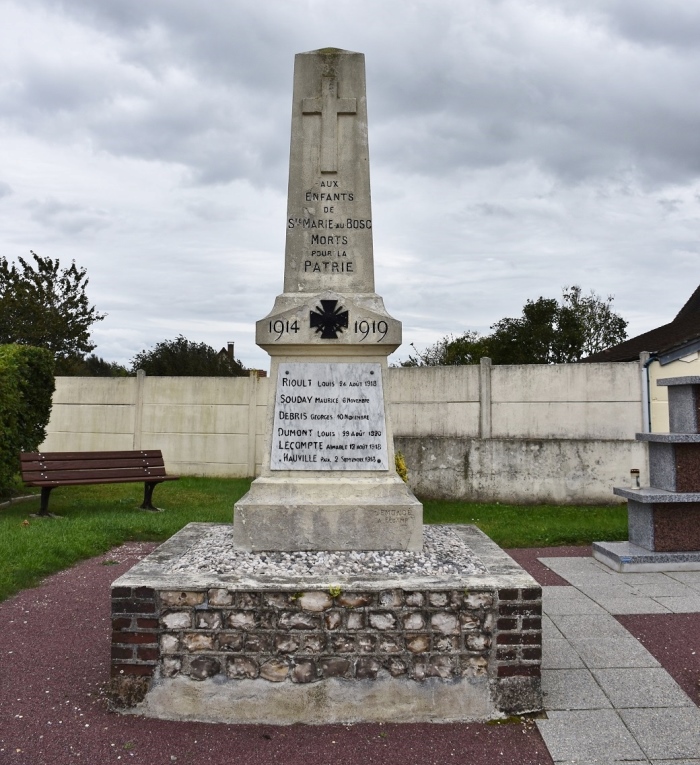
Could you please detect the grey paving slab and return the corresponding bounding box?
[544,588,608,615]
[569,637,661,669]
[591,667,694,709]
[651,760,700,765]
[543,613,564,639]
[559,761,648,765]
[577,585,641,600]
[619,572,684,585]
[666,571,700,585]
[592,597,672,615]
[620,707,700,760]
[537,709,646,762]
[631,579,696,598]
[542,668,612,710]
[539,557,618,584]
[549,614,632,640]
[652,595,700,613]
[542,637,586,669]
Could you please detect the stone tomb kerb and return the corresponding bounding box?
[233,48,422,553]
[109,49,543,724]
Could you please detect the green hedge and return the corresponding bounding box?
[0,345,55,493]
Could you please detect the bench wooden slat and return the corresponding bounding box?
[20,450,163,463]
[23,467,169,483]
[21,458,166,472]
[28,475,180,487]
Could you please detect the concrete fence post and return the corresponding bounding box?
[479,357,492,439]
[246,371,259,477]
[132,369,146,450]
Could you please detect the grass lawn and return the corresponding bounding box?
[0,477,628,602]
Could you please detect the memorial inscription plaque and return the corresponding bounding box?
[271,362,389,471]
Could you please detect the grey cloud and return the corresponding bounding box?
[27,198,110,235]
[0,181,12,199]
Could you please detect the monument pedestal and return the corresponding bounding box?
[234,474,422,551]
[109,523,542,724]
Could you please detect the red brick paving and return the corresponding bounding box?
[617,612,700,707]
[505,545,592,587]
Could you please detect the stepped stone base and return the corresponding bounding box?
[233,475,423,552]
[109,523,542,724]
[593,541,700,572]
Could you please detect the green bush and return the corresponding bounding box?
[0,345,55,493]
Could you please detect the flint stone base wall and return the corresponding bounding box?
[110,523,542,724]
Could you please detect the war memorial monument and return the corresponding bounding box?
[109,48,543,723]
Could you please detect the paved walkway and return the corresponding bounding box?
[536,556,700,764]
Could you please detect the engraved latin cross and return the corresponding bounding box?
[302,77,357,173]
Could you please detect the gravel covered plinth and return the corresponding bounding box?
[171,525,487,578]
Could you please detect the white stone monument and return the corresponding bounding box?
[234,48,422,552]
[109,50,543,723]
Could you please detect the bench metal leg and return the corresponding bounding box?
[140,482,159,511]
[38,486,53,517]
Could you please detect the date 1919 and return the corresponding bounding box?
[354,320,388,341]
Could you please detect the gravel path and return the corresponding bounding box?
[0,542,551,765]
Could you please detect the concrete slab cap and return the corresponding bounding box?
[590,668,694,709]
[568,637,661,669]
[536,709,645,762]
[541,638,585,670]
[541,669,612,710]
[593,542,700,572]
[619,707,700,760]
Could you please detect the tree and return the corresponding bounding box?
[130,336,247,376]
[0,252,105,373]
[58,354,130,377]
[0,345,55,493]
[561,285,629,357]
[400,331,490,366]
[402,286,627,366]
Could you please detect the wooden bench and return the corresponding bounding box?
[20,450,179,517]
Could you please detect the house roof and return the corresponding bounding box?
[582,285,700,363]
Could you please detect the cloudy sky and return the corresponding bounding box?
[1,0,699,370]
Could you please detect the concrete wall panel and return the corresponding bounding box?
[140,433,249,467]
[141,404,249,435]
[390,402,480,438]
[386,366,480,403]
[51,377,135,405]
[491,402,641,440]
[47,404,135,435]
[397,436,648,505]
[141,376,252,405]
[40,431,134,453]
[491,362,640,403]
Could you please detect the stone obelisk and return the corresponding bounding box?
[234,48,422,552]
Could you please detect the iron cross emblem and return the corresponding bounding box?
[309,300,349,339]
